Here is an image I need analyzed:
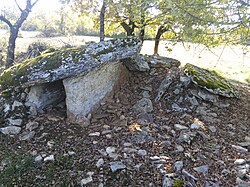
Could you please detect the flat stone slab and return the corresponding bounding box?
[184,63,239,98]
[0,38,141,88]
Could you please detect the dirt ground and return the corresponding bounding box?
[0,65,249,186]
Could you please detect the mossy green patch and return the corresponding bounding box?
[0,46,86,89]
[173,179,184,187]
[184,63,238,97]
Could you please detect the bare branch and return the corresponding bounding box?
[31,0,40,8]
[14,0,23,12]
[0,15,12,28]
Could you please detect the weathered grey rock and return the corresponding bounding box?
[182,169,198,181]
[162,176,173,187]
[188,96,199,106]
[64,62,128,122]
[155,76,172,102]
[44,155,55,162]
[137,149,147,156]
[12,101,23,110]
[147,55,180,69]
[191,89,219,103]
[232,145,248,153]
[174,161,183,172]
[34,155,43,162]
[208,126,217,133]
[180,76,191,87]
[205,181,221,187]
[110,161,126,172]
[96,158,104,168]
[174,124,188,130]
[236,177,250,187]
[0,38,141,88]
[172,103,183,112]
[184,63,239,98]
[7,118,23,126]
[123,54,150,72]
[193,165,209,175]
[177,130,197,144]
[190,122,201,129]
[25,81,65,114]
[80,172,94,186]
[133,98,153,114]
[26,121,39,131]
[0,126,21,135]
[235,159,246,165]
[19,131,35,141]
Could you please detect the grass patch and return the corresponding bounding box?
[0,153,35,186]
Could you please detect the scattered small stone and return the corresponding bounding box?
[236,177,250,187]
[44,155,55,162]
[26,121,39,131]
[177,130,196,144]
[193,165,209,175]
[19,131,35,141]
[123,142,132,147]
[234,159,246,165]
[80,172,94,186]
[137,149,147,156]
[232,145,248,153]
[190,122,200,129]
[96,158,104,168]
[123,148,137,153]
[106,147,116,154]
[89,132,100,136]
[133,98,153,113]
[150,156,160,160]
[160,141,172,148]
[162,175,173,187]
[35,155,43,162]
[174,161,183,172]
[172,103,183,112]
[0,126,21,135]
[174,124,188,130]
[182,169,198,181]
[208,126,217,133]
[110,161,126,172]
[245,136,250,142]
[221,169,230,175]
[106,134,112,139]
[175,145,184,152]
[7,118,23,126]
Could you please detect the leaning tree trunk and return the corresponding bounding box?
[6,27,18,68]
[121,20,136,36]
[100,0,106,42]
[0,0,39,68]
[154,26,167,55]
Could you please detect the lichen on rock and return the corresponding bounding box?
[184,63,239,98]
[0,37,141,89]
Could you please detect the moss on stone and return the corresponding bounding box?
[184,63,238,97]
[173,179,184,187]
[0,46,86,89]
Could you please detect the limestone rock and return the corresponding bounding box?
[110,161,126,172]
[147,55,180,68]
[122,54,150,72]
[184,63,239,98]
[155,76,172,102]
[0,126,21,135]
[133,98,153,114]
[0,38,141,88]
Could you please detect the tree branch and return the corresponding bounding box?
[0,15,13,28]
[14,0,23,12]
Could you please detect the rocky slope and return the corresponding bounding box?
[0,61,249,187]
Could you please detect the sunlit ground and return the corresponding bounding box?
[1,29,249,84]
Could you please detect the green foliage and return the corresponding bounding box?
[0,153,35,186]
[173,179,184,187]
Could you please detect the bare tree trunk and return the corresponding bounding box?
[0,0,39,68]
[100,0,106,42]
[121,20,136,36]
[6,27,18,68]
[154,26,167,55]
